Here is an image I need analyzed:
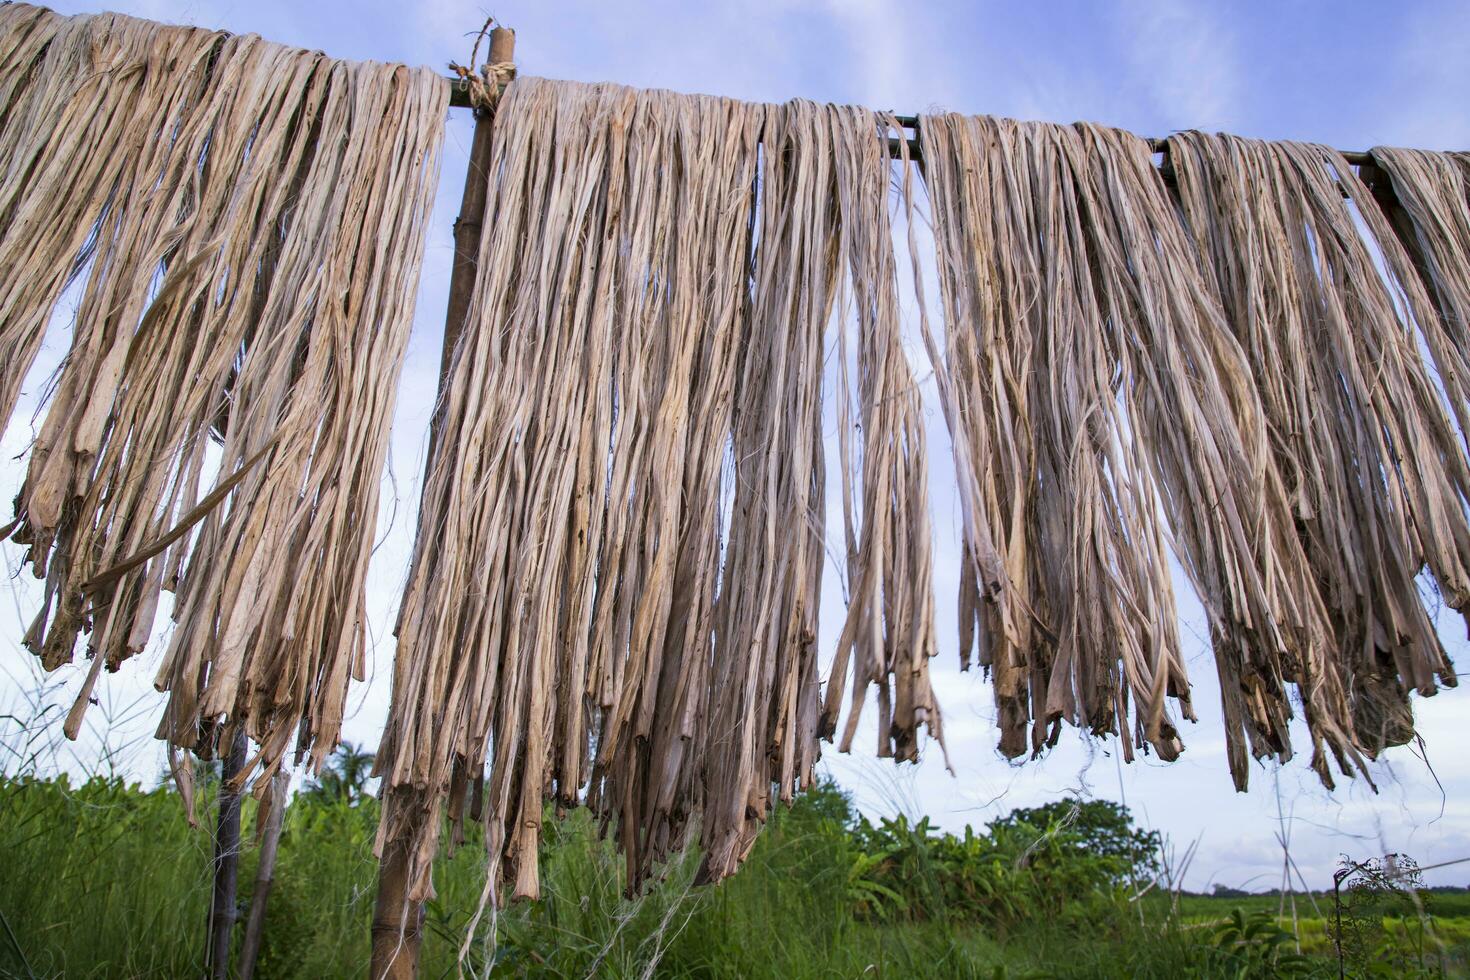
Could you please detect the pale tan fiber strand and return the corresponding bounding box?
[0,4,219,427]
[0,3,447,794]
[375,77,943,904]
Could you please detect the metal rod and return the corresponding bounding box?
[1146,135,1371,165]
[886,137,921,159]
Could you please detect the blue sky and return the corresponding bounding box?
[4,0,1470,894]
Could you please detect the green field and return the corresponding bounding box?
[1173,893,1470,963]
[1177,891,1470,921]
[0,767,1465,978]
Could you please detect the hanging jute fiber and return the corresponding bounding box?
[1167,134,1467,773]
[0,3,446,800]
[911,113,1368,791]
[374,75,942,904]
[1366,147,1470,429]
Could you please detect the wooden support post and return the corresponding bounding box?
[369,25,516,980]
[206,729,248,979]
[238,769,290,980]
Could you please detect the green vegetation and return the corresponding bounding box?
[0,763,1466,978]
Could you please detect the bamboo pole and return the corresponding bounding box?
[448,87,1390,166]
[238,769,291,980]
[369,26,516,980]
[370,831,426,980]
[206,730,248,979]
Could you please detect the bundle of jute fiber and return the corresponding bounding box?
[912,113,1365,790]
[1366,147,1470,427]
[374,77,942,904]
[703,100,944,883]
[0,3,225,430]
[821,109,946,773]
[0,3,446,797]
[1167,134,1467,765]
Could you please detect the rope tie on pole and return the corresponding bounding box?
[450,60,516,110]
[449,16,516,111]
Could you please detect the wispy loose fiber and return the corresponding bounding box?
[1169,134,1467,763]
[375,77,942,904]
[701,100,944,883]
[914,114,1364,789]
[0,4,446,792]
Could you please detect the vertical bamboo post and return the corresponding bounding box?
[206,729,248,979]
[238,769,290,980]
[369,25,516,980]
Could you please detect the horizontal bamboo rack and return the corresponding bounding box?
[440,77,1374,167]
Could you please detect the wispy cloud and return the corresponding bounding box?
[1110,0,1242,133]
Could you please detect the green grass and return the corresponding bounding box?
[0,775,1018,978]
[1,773,1466,978]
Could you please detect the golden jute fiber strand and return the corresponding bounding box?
[912,114,1366,790]
[1168,134,1466,771]
[0,4,446,797]
[374,77,942,903]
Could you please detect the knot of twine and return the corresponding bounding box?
[450,60,517,111]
